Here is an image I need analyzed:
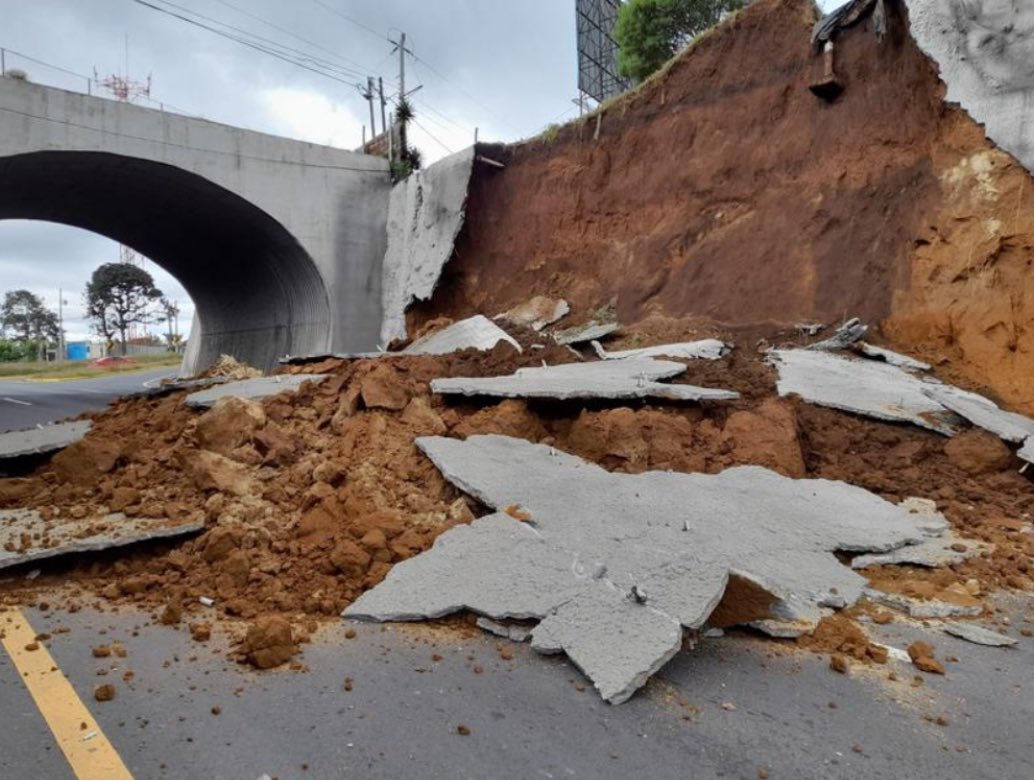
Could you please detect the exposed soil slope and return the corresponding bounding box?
[414,0,1034,412]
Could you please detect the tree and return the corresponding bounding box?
[1,290,59,359]
[391,97,423,181]
[85,263,163,355]
[156,296,182,348]
[615,0,746,83]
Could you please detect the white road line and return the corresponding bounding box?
[2,397,32,406]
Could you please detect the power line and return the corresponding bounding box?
[309,0,386,43]
[411,117,454,155]
[208,0,378,79]
[409,57,520,135]
[132,0,367,86]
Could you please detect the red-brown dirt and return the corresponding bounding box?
[411,0,1034,413]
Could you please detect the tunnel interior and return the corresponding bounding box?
[0,151,332,371]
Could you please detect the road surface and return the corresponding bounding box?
[0,369,175,433]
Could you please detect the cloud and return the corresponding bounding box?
[260,86,365,148]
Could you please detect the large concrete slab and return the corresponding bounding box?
[922,384,1034,444]
[0,509,204,571]
[0,420,91,461]
[346,435,943,703]
[430,357,739,403]
[770,349,962,435]
[380,148,476,344]
[591,338,729,361]
[857,342,931,371]
[403,315,520,356]
[184,374,328,409]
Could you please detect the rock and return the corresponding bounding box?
[108,487,140,513]
[312,459,348,486]
[159,602,183,625]
[195,397,267,455]
[51,438,123,484]
[360,365,411,410]
[723,399,806,478]
[181,450,259,497]
[93,683,116,702]
[201,527,239,563]
[0,479,37,506]
[907,641,945,674]
[241,616,298,669]
[189,622,212,642]
[400,398,447,435]
[329,539,372,575]
[944,430,1012,475]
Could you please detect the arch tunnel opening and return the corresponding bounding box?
[0,150,332,372]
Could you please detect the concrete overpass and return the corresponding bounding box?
[0,74,392,371]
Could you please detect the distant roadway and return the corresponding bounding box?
[0,369,175,433]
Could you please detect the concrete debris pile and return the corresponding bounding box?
[346,434,956,703]
[771,342,1034,463]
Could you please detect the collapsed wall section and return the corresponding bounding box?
[412,0,1034,413]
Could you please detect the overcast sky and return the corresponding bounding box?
[0,0,836,342]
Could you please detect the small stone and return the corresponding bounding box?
[830,654,849,674]
[92,645,111,658]
[456,724,472,736]
[94,684,116,702]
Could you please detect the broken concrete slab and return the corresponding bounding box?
[125,376,230,400]
[0,420,91,461]
[475,617,532,642]
[552,321,620,346]
[851,530,990,569]
[922,384,1034,444]
[806,317,867,351]
[346,434,944,703]
[856,342,931,372]
[184,374,329,409]
[0,508,204,571]
[942,622,1019,647]
[429,357,739,403]
[497,296,570,331]
[403,315,521,356]
[380,147,476,344]
[866,589,983,619]
[590,338,730,361]
[769,349,962,435]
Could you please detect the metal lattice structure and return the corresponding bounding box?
[576,0,632,104]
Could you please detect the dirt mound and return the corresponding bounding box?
[199,355,262,381]
[411,0,1034,413]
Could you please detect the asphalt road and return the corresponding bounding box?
[0,594,1030,779]
[0,369,175,433]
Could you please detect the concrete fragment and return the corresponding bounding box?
[0,420,91,461]
[552,321,620,346]
[922,384,1034,444]
[866,589,982,619]
[856,342,931,371]
[1019,438,1034,465]
[497,296,570,331]
[403,315,520,356]
[0,509,204,571]
[590,338,729,361]
[475,617,532,642]
[770,349,961,435]
[806,317,867,351]
[347,435,943,703]
[851,531,991,569]
[184,375,328,409]
[380,148,476,344]
[430,357,739,402]
[942,622,1019,647]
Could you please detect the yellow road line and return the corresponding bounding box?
[1,608,133,780]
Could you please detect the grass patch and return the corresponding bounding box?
[0,353,182,381]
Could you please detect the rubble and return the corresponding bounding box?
[552,321,620,346]
[850,529,991,570]
[402,315,521,355]
[805,318,868,351]
[942,622,1019,647]
[865,589,983,619]
[856,343,931,372]
[590,338,730,361]
[346,434,947,703]
[497,296,570,331]
[922,385,1034,445]
[0,508,204,571]
[430,357,740,403]
[769,349,961,435]
[184,374,329,409]
[0,420,91,461]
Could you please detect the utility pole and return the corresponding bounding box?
[397,32,406,99]
[57,288,65,363]
[362,77,376,138]
[378,77,387,138]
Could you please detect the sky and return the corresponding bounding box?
[0,0,837,343]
